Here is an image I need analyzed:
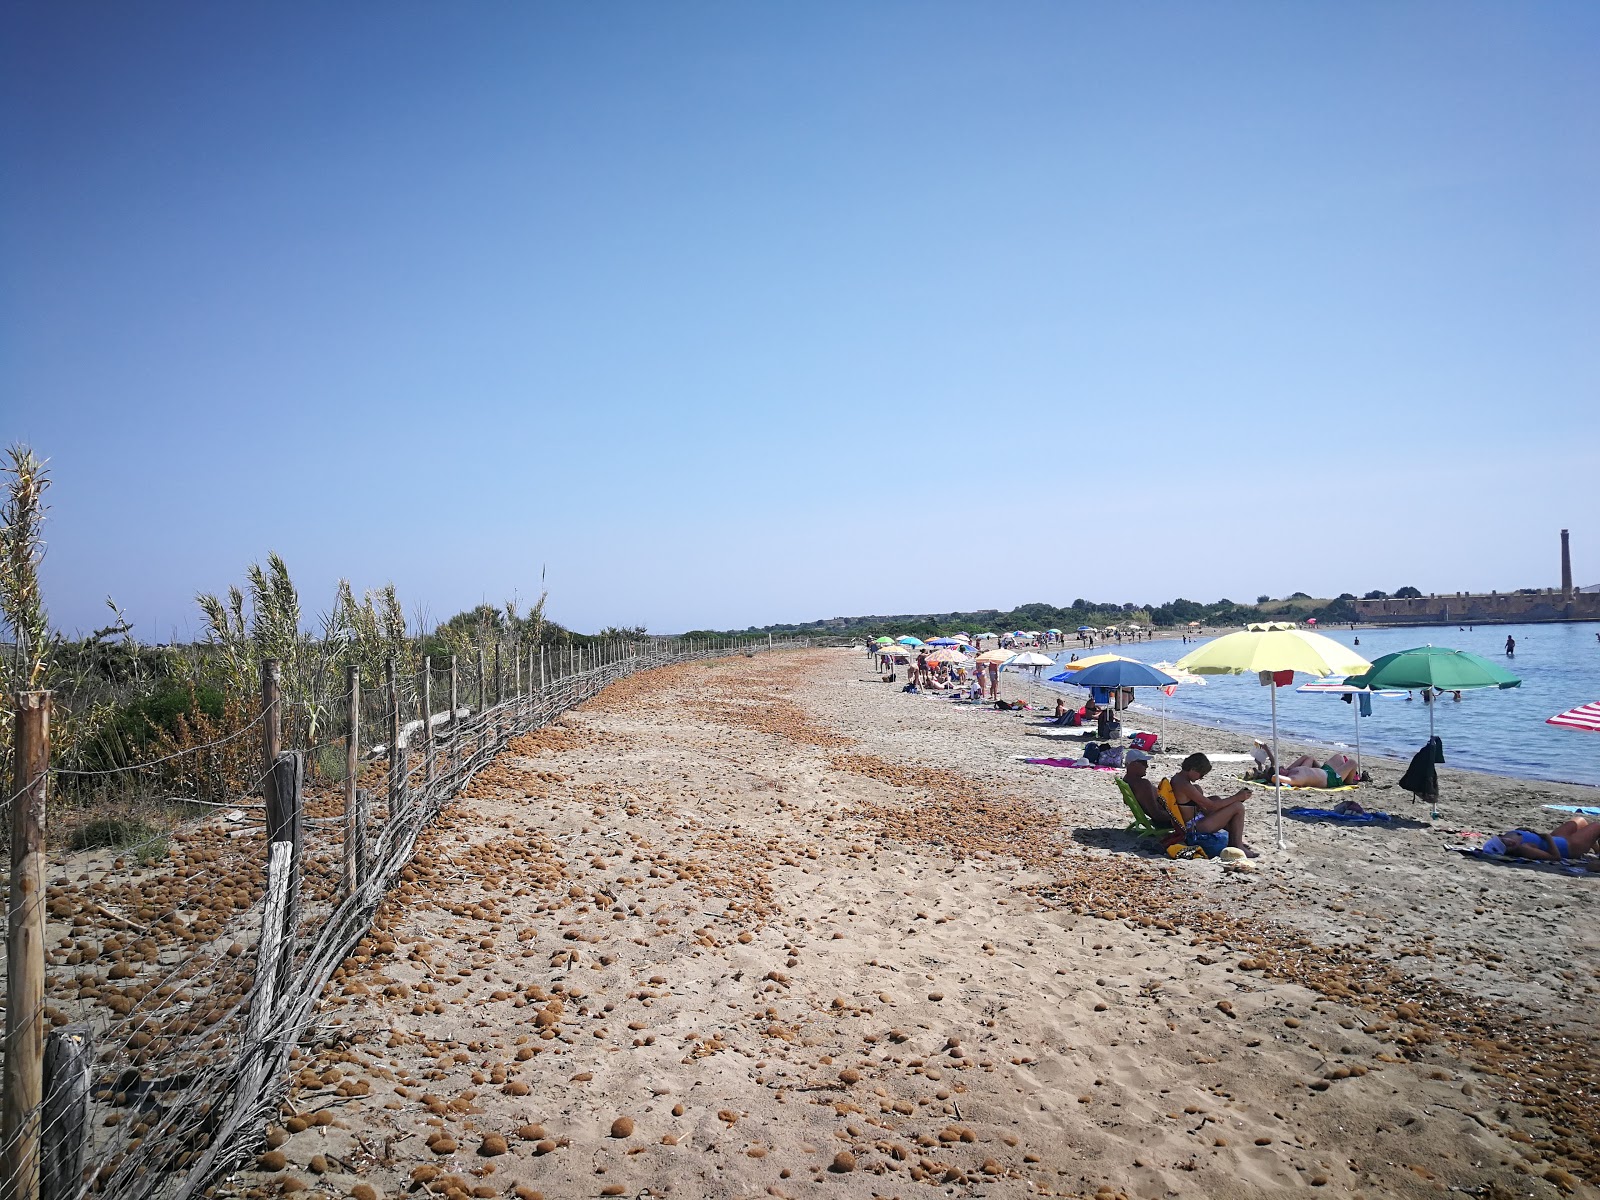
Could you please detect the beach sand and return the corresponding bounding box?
[237,648,1600,1199]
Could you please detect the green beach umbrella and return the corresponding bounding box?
[1342,645,1520,817]
[874,636,894,645]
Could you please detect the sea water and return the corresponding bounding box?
[1039,620,1600,785]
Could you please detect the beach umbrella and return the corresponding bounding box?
[1547,702,1600,733]
[896,636,924,646]
[1047,628,1062,635]
[1295,681,1408,779]
[1063,659,1176,689]
[975,649,1016,664]
[1057,652,1138,673]
[926,637,960,646]
[1077,625,1093,632]
[1176,628,1371,849]
[927,647,973,664]
[1342,646,1520,813]
[873,636,894,645]
[1005,651,1056,668]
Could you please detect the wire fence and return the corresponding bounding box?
[0,634,806,1200]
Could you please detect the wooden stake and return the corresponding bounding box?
[477,647,486,757]
[266,751,303,998]
[40,1025,91,1200]
[386,658,401,817]
[261,659,281,813]
[342,665,360,898]
[421,657,434,786]
[4,691,50,1200]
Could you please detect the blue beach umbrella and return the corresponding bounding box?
[1062,660,1178,690]
[926,638,960,646]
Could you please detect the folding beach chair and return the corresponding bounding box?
[1115,777,1162,838]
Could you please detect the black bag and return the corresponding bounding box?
[1082,742,1102,764]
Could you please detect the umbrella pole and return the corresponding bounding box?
[1272,683,1284,850]
[1354,700,1362,779]
[1428,699,1438,820]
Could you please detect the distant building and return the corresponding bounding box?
[1351,529,1599,625]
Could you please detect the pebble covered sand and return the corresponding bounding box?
[230,648,1600,1199]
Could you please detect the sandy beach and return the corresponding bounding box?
[234,648,1600,1199]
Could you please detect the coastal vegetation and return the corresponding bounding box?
[0,444,652,847]
[709,592,1370,642]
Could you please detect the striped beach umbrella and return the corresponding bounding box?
[1547,702,1600,733]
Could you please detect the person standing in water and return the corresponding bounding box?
[1506,635,1516,657]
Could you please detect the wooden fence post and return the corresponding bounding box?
[261,659,281,814]
[476,647,486,757]
[493,642,503,747]
[40,1025,91,1200]
[246,840,294,1048]
[265,751,303,998]
[4,691,50,1200]
[343,666,360,898]
[449,654,459,748]
[421,657,434,786]
[385,658,402,817]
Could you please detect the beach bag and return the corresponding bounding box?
[1186,830,1228,859]
[1097,746,1125,768]
[1066,710,1083,726]
[1082,742,1102,764]
[1129,731,1157,753]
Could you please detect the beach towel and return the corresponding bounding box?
[1023,757,1117,771]
[1284,806,1392,824]
[1247,781,1358,793]
[1446,846,1596,877]
[1544,805,1600,816]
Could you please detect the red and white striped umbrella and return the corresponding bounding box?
[1546,702,1600,733]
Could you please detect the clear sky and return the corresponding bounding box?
[5,2,1597,639]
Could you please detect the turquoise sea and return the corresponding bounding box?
[1040,621,1600,786]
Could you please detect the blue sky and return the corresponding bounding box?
[5,2,1597,638]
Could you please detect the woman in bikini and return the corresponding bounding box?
[1165,752,1259,857]
[1483,816,1600,862]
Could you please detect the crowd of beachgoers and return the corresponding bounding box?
[865,630,1600,875]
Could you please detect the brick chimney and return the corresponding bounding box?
[1561,529,1572,600]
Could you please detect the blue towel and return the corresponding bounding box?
[1544,805,1600,816]
[1284,806,1393,824]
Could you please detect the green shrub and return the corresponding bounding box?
[70,816,161,853]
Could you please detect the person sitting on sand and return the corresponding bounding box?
[1274,752,1359,789]
[1123,750,1170,829]
[1483,817,1600,862]
[1166,752,1258,857]
[1053,698,1068,721]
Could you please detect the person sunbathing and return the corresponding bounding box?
[1274,752,1358,789]
[1167,752,1258,857]
[1483,817,1600,862]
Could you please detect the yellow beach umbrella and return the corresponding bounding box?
[1175,628,1371,850]
[1057,652,1138,673]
